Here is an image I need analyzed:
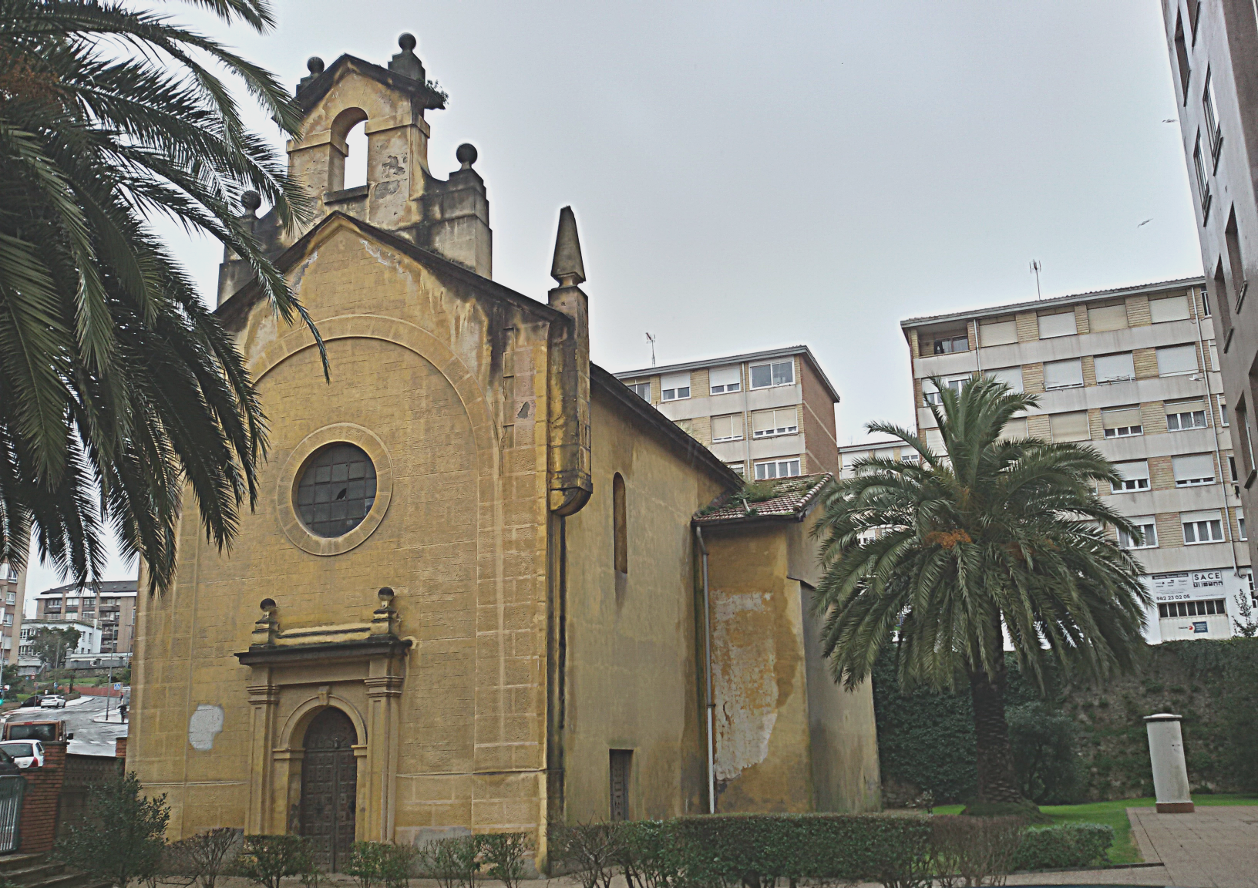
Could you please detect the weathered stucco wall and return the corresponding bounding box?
[131,219,556,843]
[560,386,726,822]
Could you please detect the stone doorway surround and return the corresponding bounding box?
[234,588,410,843]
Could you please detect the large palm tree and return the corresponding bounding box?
[0,0,319,593]
[814,376,1149,806]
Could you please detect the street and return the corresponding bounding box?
[2,694,128,758]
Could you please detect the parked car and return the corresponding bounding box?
[0,751,21,777]
[19,696,40,708]
[0,741,43,769]
[38,696,65,709]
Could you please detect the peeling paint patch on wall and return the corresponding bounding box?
[712,591,778,783]
[188,704,224,751]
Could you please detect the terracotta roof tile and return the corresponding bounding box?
[694,473,833,525]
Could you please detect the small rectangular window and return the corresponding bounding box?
[1112,460,1151,493]
[979,319,1018,346]
[1095,352,1136,383]
[726,462,745,477]
[750,360,795,389]
[610,750,632,821]
[751,408,797,438]
[922,374,971,406]
[708,365,741,395]
[1050,411,1091,442]
[1037,312,1077,339]
[711,413,744,442]
[754,458,801,480]
[984,367,1023,392]
[1166,399,1208,431]
[1088,304,1129,332]
[627,381,651,401]
[1230,455,1239,482]
[1150,294,1191,323]
[1239,509,1247,540]
[1173,453,1216,486]
[1102,406,1143,438]
[999,417,1028,441]
[660,372,691,401]
[1157,344,1199,376]
[1183,510,1225,543]
[1204,69,1223,160]
[1118,518,1158,550]
[1043,359,1084,390]
[1194,133,1212,218]
[1175,14,1191,96]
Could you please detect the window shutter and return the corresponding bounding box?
[1043,359,1084,389]
[1115,460,1150,482]
[1173,454,1216,483]
[1167,398,1206,415]
[712,414,743,440]
[1156,345,1199,376]
[1088,303,1129,331]
[752,410,775,435]
[1000,417,1028,440]
[1094,352,1136,382]
[925,429,945,451]
[1050,411,1090,441]
[775,407,798,432]
[1102,406,1142,430]
[1150,294,1191,323]
[979,320,1018,346]
[1038,312,1077,338]
[709,365,741,391]
[985,367,1023,392]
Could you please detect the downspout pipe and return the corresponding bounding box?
[694,526,716,814]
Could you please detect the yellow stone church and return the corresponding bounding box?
[128,33,879,870]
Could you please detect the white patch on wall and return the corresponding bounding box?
[188,704,224,751]
[712,591,778,783]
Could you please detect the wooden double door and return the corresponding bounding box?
[299,708,358,871]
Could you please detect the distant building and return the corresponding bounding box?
[614,346,841,480]
[1160,0,1258,577]
[838,439,919,479]
[902,278,1251,642]
[33,580,137,657]
[18,618,103,675]
[0,564,25,666]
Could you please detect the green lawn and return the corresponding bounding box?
[934,795,1258,865]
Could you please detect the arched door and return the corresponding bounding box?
[300,708,358,871]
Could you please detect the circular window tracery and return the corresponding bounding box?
[295,443,377,538]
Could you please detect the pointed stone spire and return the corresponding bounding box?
[550,206,586,287]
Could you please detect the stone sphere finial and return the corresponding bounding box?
[456,143,478,170]
[307,56,325,76]
[378,586,395,603]
[241,191,261,215]
[398,33,417,52]
[259,598,276,613]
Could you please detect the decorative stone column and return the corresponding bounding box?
[1145,713,1194,813]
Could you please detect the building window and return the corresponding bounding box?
[726,462,745,477]
[1182,511,1225,543]
[627,381,650,401]
[660,372,690,401]
[1050,411,1091,442]
[754,458,801,480]
[999,417,1028,441]
[1204,69,1223,161]
[711,413,744,442]
[1166,399,1208,431]
[1194,133,1212,219]
[296,443,377,539]
[926,329,969,355]
[750,360,795,388]
[1094,352,1135,383]
[1118,518,1158,550]
[1173,453,1216,486]
[1043,359,1084,390]
[923,374,971,406]
[1112,460,1150,493]
[1150,294,1191,323]
[4,593,12,606]
[978,319,1018,346]
[1219,396,1229,426]
[1226,209,1247,311]
[609,750,632,821]
[1174,13,1190,96]
[1037,311,1077,339]
[613,473,627,576]
[1101,406,1142,438]
[708,366,741,395]
[1156,344,1199,376]
[1239,509,1247,540]
[1088,303,1129,332]
[1158,599,1226,619]
[984,367,1023,392]
[752,408,798,438]
[1230,455,1239,482]
[901,453,921,466]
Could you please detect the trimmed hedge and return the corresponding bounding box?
[1011,824,1114,871]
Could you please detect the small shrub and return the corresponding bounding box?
[414,836,480,888]
[547,821,620,888]
[165,828,242,888]
[929,816,1023,887]
[234,835,315,888]
[347,842,388,888]
[480,833,531,888]
[1010,824,1112,871]
[54,771,170,888]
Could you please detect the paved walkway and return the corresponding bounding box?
[1008,805,1258,888]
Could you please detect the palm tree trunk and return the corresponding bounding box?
[968,661,1023,804]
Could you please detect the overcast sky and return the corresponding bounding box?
[24,0,1205,595]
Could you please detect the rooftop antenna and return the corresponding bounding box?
[1030,260,1043,300]
[646,332,657,367]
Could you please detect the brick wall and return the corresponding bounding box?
[19,741,66,854]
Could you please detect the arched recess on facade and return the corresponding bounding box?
[327,107,369,192]
[280,695,369,752]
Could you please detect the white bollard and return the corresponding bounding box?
[1144,713,1194,813]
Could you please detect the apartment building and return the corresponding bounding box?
[0,564,25,666]
[1161,0,1258,576]
[613,346,841,479]
[33,580,137,657]
[839,440,920,478]
[17,618,104,674]
[902,278,1251,642]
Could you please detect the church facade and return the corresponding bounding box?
[128,34,879,870]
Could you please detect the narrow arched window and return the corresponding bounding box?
[613,473,627,575]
